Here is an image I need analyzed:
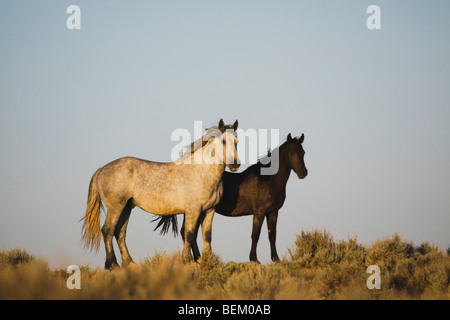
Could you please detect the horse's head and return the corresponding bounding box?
[286,133,308,179]
[207,119,240,171]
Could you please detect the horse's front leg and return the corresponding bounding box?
[182,208,201,263]
[266,211,280,262]
[200,208,215,256]
[180,214,202,262]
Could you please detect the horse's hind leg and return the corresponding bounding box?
[114,199,137,268]
[102,203,127,270]
[249,210,265,263]
[193,214,204,261]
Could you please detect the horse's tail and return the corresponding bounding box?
[151,215,179,237]
[80,168,104,252]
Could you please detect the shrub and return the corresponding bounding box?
[0,230,448,299]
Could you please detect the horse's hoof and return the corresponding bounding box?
[105,261,120,271]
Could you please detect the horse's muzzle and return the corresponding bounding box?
[297,169,308,179]
[228,163,240,172]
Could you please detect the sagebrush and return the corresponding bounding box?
[1,230,449,299]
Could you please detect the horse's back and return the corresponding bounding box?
[96,157,171,207]
[98,157,161,181]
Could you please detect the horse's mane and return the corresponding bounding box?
[177,123,237,159]
[245,141,285,178]
[245,150,273,179]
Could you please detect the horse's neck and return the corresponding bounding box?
[271,145,291,187]
[175,140,219,165]
[193,143,226,180]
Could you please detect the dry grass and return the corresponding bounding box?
[1,230,449,299]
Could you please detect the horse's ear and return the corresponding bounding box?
[299,133,305,143]
[287,133,292,142]
[218,119,224,130]
[232,120,238,130]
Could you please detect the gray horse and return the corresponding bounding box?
[81,119,239,269]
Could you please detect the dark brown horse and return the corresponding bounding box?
[154,133,307,263]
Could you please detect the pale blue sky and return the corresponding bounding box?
[1,1,449,267]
